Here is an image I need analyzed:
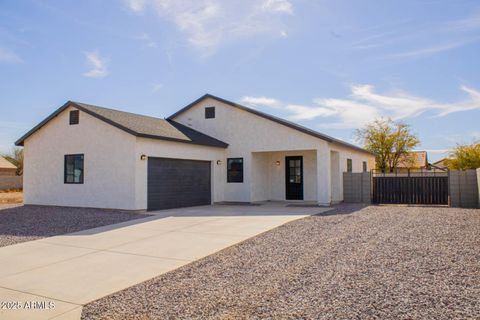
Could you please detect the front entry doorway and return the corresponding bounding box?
[285,156,303,200]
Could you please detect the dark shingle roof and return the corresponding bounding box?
[15,101,228,148]
[168,94,374,155]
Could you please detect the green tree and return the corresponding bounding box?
[2,147,23,176]
[444,142,480,170]
[356,118,419,172]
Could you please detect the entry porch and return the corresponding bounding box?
[250,149,342,205]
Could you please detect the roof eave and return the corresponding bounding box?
[15,101,140,146]
[136,133,228,148]
[330,141,376,156]
[15,100,74,146]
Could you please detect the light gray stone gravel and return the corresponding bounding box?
[82,205,480,320]
[0,205,149,247]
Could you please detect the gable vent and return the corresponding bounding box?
[69,110,79,125]
[205,106,215,119]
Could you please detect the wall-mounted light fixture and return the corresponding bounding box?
[275,160,281,166]
[140,154,147,160]
[216,160,223,165]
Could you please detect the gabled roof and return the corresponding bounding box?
[433,158,447,166]
[397,151,429,168]
[0,156,17,169]
[15,101,228,148]
[168,94,373,155]
[431,158,449,170]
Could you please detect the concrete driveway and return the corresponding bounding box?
[0,203,328,320]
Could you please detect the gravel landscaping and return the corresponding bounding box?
[82,205,480,320]
[0,205,149,247]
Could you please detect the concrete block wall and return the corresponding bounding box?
[0,176,23,190]
[449,170,479,208]
[477,168,480,208]
[343,172,371,204]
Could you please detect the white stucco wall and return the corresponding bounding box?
[134,138,226,210]
[251,150,318,202]
[329,143,373,202]
[330,151,341,203]
[173,97,374,204]
[251,152,271,202]
[23,107,138,210]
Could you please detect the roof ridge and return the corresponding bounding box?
[168,93,373,155]
[72,101,167,121]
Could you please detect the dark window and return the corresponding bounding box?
[363,161,367,172]
[227,158,243,183]
[64,154,84,184]
[347,159,352,173]
[288,159,302,184]
[70,110,79,125]
[205,106,215,119]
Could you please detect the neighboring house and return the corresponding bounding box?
[15,94,375,211]
[397,151,429,169]
[432,158,448,170]
[0,156,17,176]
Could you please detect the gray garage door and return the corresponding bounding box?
[147,157,211,211]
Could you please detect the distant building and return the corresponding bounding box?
[431,158,448,170]
[397,151,429,169]
[0,156,17,176]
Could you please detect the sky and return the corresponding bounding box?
[1,0,480,162]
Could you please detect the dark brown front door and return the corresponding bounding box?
[285,156,303,200]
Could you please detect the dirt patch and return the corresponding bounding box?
[0,192,23,204]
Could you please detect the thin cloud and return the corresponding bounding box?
[241,96,281,108]
[449,12,480,31]
[152,83,163,92]
[82,51,108,78]
[126,0,146,12]
[261,0,293,15]
[0,47,22,64]
[240,85,480,129]
[436,86,480,116]
[387,38,480,59]
[139,33,158,48]
[352,12,480,60]
[125,0,293,53]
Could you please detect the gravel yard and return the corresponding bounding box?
[82,205,480,320]
[0,205,149,247]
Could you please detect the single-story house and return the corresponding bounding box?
[0,156,17,176]
[15,94,375,211]
[397,151,429,169]
[432,158,448,170]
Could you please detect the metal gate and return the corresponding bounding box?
[372,169,449,205]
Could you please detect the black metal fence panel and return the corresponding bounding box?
[372,176,449,205]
